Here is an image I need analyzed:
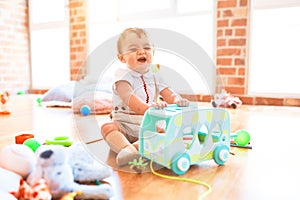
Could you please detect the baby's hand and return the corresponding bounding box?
[175,98,190,107]
[149,101,168,109]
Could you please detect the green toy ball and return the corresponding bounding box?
[17,90,25,95]
[23,138,41,152]
[36,97,42,105]
[234,130,250,146]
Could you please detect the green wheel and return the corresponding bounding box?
[213,145,230,165]
[171,152,191,175]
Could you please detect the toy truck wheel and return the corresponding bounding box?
[213,145,230,165]
[171,153,190,175]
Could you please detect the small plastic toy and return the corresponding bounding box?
[36,97,42,106]
[128,157,148,173]
[80,105,91,116]
[0,91,11,115]
[211,89,242,109]
[23,138,41,152]
[15,133,35,144]
[45,136,73,147]
[139,104,231,175]
[230,129,252,149]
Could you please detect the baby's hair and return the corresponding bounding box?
[117,27,149,54]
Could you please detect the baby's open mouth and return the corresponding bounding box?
[137,57,147,63]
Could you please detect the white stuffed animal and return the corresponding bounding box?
[27,143,114,199]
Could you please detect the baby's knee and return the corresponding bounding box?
[101,122,117,138]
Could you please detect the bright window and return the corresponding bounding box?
[87,0,214,94]
[29,0,70,89]
[249,1,300,96]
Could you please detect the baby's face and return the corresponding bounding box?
[118,32,154,73]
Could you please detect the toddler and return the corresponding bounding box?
[101,28,189,167]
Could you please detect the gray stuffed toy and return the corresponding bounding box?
[27,142,113,199]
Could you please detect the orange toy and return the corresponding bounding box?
[11,179,51,200]
[0,91,11,115]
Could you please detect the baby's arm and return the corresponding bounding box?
[115,81,167,115]
[160,88,189,107]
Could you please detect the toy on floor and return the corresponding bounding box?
[128,157,148,173]
[27,143,114,199]
[230,129,252,149]
[80,105,91,116]
[23,138,41,152]
[15,133,35,144]
[139,104,231,175]
[45,135,73,147]
[0,91,11,115]
[11,179,52,200]
[0,144,39,200]
[0,142,114,200]
[211,89,242,109]
[36,97,42,106]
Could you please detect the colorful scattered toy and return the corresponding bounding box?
[36,97,42,106]
[45,136,73,147]
[80,105,91,116]
[0,141,114,200]
[11,179,51,200]
[128,157,148,173]
[23,138,41,152]
[139,104,231,175]
[0,91,11,115]
[211,89,242,109]
[27,143,113,199]
[230,129,252,149]
[15,133,35,145]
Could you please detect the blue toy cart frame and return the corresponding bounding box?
[139,104,231,175]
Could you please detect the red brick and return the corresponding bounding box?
[202,95,213,102]
[229,39,246,46]
[217,39,227,46]
[223,10,233,17]
[217,67,237,75]
[285,98,300,106]
[239,96,254,105]
[238,67,245,75]
[217,58,232,66]
[228,77,245,85]
[217,0,237,8]
[217,29,223,37]
[225,86,245,94]
[231,19,247,26]
[235,58,245,65]
[217,19,229,27]
[225,29,233,36]
[240,0,248,6]
[255,97,284,106]
[235,28,246,36]
[217,48,241,56]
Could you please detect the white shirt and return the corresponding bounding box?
[112,66,168,114]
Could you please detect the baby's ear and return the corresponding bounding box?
[117,54,126,63]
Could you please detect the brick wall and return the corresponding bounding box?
[69,0,88,81]
[216,0,249,95]
[0,0,299,106]
[214,0,300,106]
[0,0,30,94]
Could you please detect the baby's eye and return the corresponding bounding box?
[128,48,138,52]
[144,47,152,51]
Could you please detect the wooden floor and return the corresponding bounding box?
[1,95,300,200]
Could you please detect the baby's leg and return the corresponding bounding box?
[101,122,139,166]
